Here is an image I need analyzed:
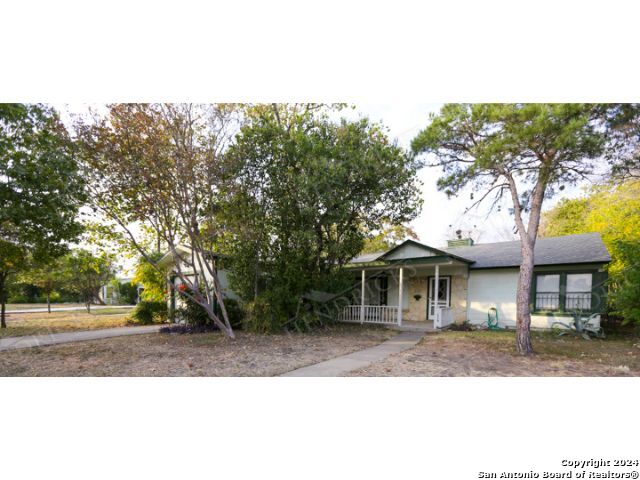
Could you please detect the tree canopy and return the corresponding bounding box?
[411,103,621,354]
[541,179,640,324]
[0,103,85,327]
[220,104,422,331]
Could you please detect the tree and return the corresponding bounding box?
[63,250,115,312]
[76,104,239,337]
[540,179,640,324]
[221,104,422,331]
[19,256,67,313]
[132,252,167,303]
[361,222,419,253]
[411,104,618,354]
[0,103,85,328]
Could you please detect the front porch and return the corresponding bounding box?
[336,263,465,330]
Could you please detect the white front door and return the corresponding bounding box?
[428,276,450,320]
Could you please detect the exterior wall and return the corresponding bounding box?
[450,274,468,324]
[467,269,519,327]
[384,244,435,260]
[467,267,606,329]
[406,276,428,321]
[395,268,468,323]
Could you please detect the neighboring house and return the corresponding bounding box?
[99,277,143,305]
[340,232,611,329]
[157,246,238,314]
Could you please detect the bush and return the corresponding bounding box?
[118,282,139,305]
[222,298,245,330]
[131,301,168,325]
[243,297,274,333]
[178,294,211,327]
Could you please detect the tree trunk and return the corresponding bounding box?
[47,292,51,313]
[0,276,6,329]
[516,240,534,355]
[86,302,91,313]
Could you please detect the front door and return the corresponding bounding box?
[427,276,450,320]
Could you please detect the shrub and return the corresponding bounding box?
[222,298,245,330]
[131,301,168,325]
[118,282,139,305]
[243,297,274,333]
[177,294,211,326]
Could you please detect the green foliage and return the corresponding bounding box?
[132,253,167,302]
[243,297,274,334]
[411,104,608,201]
[118,282,139,305]
[222,298,245,330]
[63,250,115,308]
[0,103,85,326]
[541,179,640,324]
[178,293,211,327]
[221,105,422,331]
[361,222,419,253]
[131,300,167,325]
[610,240,640,324]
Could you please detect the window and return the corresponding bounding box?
[535,274,560,310]
[533,271,596,312]
[565,273,592,310]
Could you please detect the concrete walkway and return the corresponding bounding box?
[6,305,133,315]
[280,331,425,377]
[0,325,162,352]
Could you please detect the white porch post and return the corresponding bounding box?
[434,264,440,328]
[398,267,403,326]
[360,269,365,324]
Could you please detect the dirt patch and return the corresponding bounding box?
[348,330,640,376]
[0,324,393,376]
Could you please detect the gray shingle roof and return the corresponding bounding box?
[444,232,611,269]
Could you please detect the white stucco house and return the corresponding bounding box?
[340,232,610,329]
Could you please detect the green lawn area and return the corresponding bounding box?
[0,308,135,338]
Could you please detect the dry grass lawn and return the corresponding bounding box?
[5,303,88,311]
[0,309,134,339]
[0,324,393,376]
[349,330,640,376]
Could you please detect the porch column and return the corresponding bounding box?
[398,267,403,326]
[360,269,365,324]
[434,264,440,328]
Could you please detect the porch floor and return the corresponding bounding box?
[389,320,438,333]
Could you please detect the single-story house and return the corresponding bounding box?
[159,233,610,330]
[340,232,611,329]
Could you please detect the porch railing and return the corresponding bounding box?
[337,305,400,325]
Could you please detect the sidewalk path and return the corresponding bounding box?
[6,305,133,315]
[0,325,162,352]
[280,331,425,377]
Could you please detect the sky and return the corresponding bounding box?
[58,103,591,254]
[351,104,590,247]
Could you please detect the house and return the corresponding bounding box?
[339,232,611,329]
[157,246,238,314]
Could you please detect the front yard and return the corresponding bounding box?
[348,330,640,376]
[0,309,134,338]
[0,324,394,376]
